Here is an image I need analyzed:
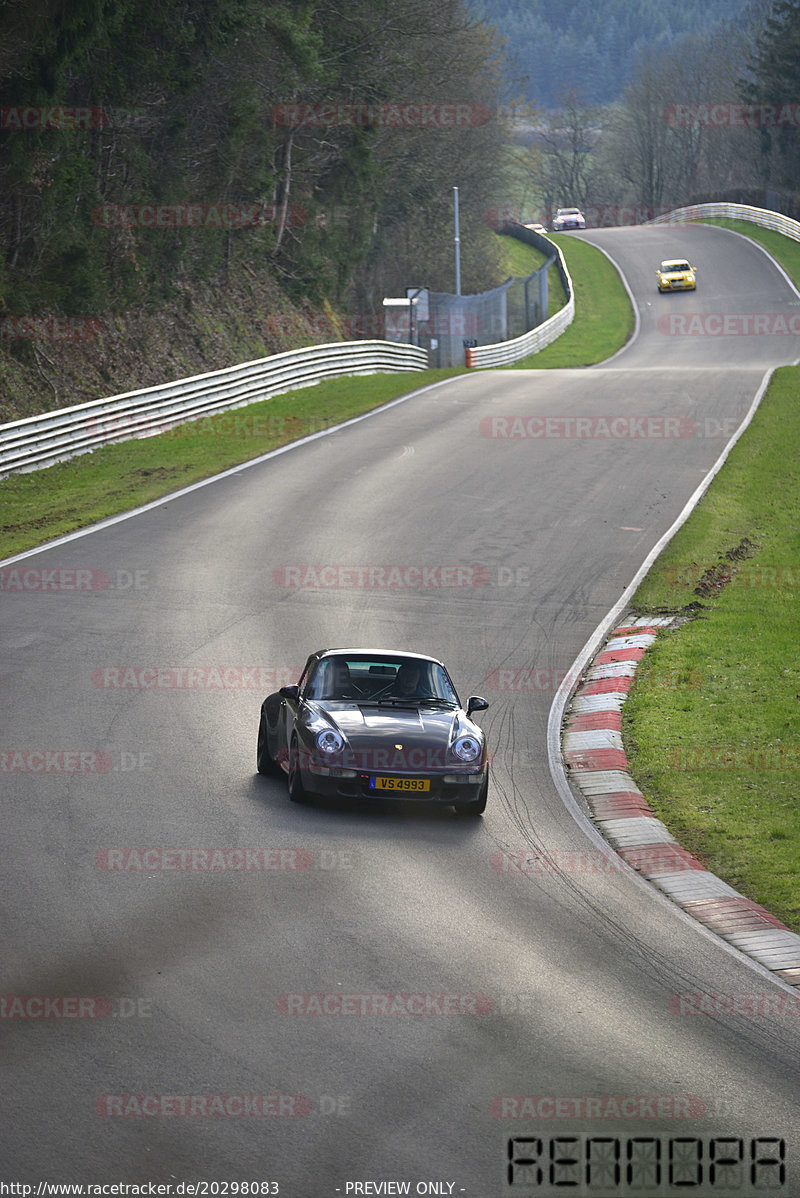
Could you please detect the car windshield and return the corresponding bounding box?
[305,654,459,705]
[664,261,690,271]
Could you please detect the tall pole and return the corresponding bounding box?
[453,186,461,296]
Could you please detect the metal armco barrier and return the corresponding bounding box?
[466,225,575,368]
[648,202,800,242]
[0,340,428,476]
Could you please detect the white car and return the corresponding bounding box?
[552,207,586,231]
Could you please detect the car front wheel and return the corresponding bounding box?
[256,711,279,776]
[288,737,307,803]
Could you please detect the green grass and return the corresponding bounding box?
[495,232,569,317]
[0,370,462,559]
[623,364,800,932]
[509,233,633,368]
[497,233,551,279]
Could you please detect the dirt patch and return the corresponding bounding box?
[693,536,758,598]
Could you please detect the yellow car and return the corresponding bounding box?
[656,258,697,292]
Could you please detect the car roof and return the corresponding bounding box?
[310,648,445,666]
[660,259,691,268]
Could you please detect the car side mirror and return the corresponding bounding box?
[467,696,489,717]
[279,685,300,701]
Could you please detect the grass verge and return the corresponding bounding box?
[509,232,633,368]
[0,369,461,559]
[623,364,800,932]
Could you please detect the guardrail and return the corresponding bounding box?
[0,340,428,477]
[465,224,574,368]
[649,201,800,243]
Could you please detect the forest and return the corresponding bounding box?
[0,0,506,320]
[1,0,798,418]
[472,0,753,106]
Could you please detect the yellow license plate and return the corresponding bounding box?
[370,776,431,792]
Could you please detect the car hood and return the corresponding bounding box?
[310,702,483,770]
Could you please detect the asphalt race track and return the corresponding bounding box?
[2,223,800,1194]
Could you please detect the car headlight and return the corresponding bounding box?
[453,734,481,763]
[316,728,344,755]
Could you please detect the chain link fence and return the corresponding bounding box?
[384,240,555,368]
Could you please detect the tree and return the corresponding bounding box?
[740,0,800,188]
